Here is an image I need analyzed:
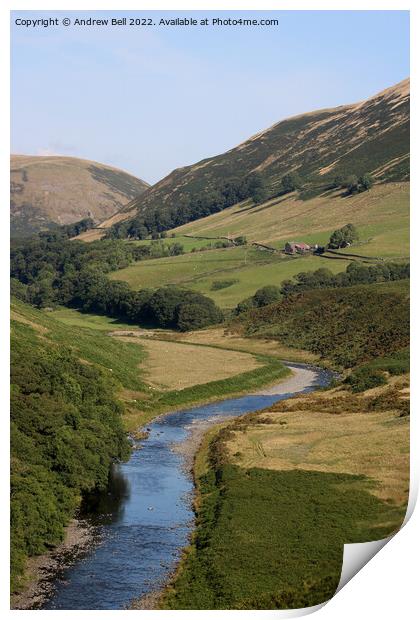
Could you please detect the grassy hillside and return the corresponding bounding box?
[91,79,409,237]
[161,378,409,610]
[108,180,408,309]
[10,155,149,236]
[11,302,132,592]
[172,182,409,256]
[11,300,149,395]
[14,301,290,430]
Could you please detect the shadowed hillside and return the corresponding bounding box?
[10,155,149,236]
[92,78,409,239]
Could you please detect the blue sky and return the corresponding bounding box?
[11,10,409,184]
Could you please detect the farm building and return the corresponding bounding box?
[284,241,312,255]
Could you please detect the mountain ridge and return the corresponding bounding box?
[79,78,409,241]
[10,154,149,236]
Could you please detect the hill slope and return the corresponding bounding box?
[10,155,149,236]
[110,181,409,309]
[94,78,409,238]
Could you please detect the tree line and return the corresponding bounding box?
[39,217,96,241]
[11,235,223,331]
[235,262,410,314]
[105,168,375,241]
[106,172,269,240]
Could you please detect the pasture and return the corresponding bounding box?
[109,182,408,308]
[171,182,409,253]
[43,305,290,430]
[161,379,409,610]
[110,246,353,308]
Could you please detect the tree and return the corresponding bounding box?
[346,175,359,195]
[246,172,268,204]
[359,173,373,192]
[168,242,184,256]
[176,303,216,331]
[280,173,303,194]
[328,223,359,249]
[10,278,28,302]
[333,175,347,189]
[235,297,254,315]
[145,287,222,330]
[251,186,268,204]
[252,285,282,307]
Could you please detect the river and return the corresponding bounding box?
[43,363,332,610]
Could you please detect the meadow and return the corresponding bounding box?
[109,182,408,308]
[110,246,353,308]
[34,304,291,430]
[161,379,409,610]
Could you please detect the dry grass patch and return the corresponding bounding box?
[171,327,319,364]
[227,382,410,506]
[11,310,49,334]
[114,336,262,390]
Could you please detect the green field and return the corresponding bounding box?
[109,182,409,309]
[110,246,353,308]
[128,235,227,252]
[46,307,137,331]
[31,304,291,430]
[161,401,407,610]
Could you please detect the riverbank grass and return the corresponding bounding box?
[160,381,409,610]
[123,354,290,430]
[26,303,292,431]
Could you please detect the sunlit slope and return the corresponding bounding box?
[173,182,409,255]
[94,78,409,236]
[110,182,409,308]
[110,246,353,308]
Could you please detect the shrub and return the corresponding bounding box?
[345,368,388,392]
[253,285,282,307]
[234,284,409,369]
[211,279,239,291]
[235,286,282,314]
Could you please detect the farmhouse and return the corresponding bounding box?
[284,241,312,255]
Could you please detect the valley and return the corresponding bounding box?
[10,76,410,611]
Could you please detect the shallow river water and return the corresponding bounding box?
[44,363,332,610]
